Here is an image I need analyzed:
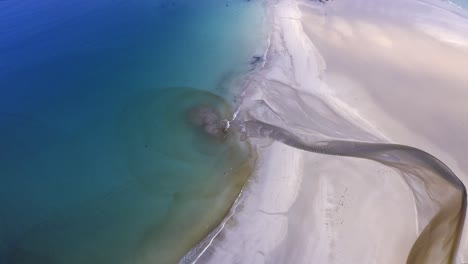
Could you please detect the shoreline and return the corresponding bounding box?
[183,0,396,262]
[183,0,468,263]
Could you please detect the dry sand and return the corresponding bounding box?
[183,0,468,263]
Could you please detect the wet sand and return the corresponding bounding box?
[299,0,468,261]
[299,0,468,184]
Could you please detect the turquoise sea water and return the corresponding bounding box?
[0,0,267,263]
[452,0,468,8]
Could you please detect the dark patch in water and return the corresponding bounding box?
[250,55,263,67]
[6,247,58,264]
[188,105,228,139]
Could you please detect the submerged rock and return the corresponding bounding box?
[188,105,228,139]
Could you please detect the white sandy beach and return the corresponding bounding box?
[186,0,468,263]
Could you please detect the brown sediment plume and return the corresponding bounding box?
[238,119,466,264]
[187,105,232,140]
[1,87,255,264]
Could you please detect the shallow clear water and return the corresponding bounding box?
[451,0,468,8]
[0,0,267,263]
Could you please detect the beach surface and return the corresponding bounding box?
[185,0,468,263]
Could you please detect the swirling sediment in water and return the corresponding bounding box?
[0,87,254,264]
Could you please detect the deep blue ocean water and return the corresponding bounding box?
[0,0,267,263]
